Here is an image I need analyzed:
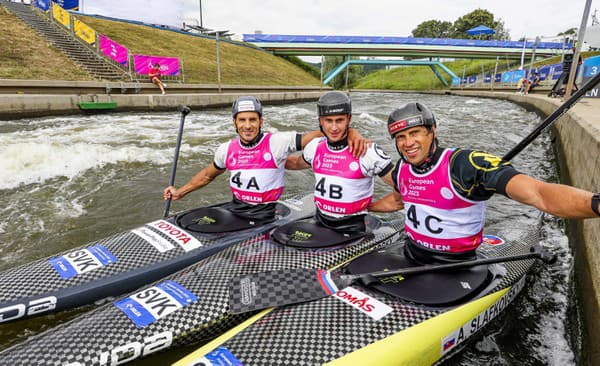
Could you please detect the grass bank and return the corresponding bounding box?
[354,51,600,90]
[0,4,319,85]
[0,6,91,80]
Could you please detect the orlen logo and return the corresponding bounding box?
[334,287,392,321]
[150,220,203,252]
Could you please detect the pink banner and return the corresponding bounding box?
[99,34,128,66]
[133,55,180,76]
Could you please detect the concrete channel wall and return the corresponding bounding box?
[0,81,327,119]
[449,90,600,366]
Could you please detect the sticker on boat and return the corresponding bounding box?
[49,244,117,279]
[114,280,197,328]
[333,287,393,321]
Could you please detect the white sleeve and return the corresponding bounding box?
[302,137,322,165]
[360,143,393,177]
[270,131,299,166]
[213,142,229,170]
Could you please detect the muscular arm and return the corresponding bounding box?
[369,191,404,212]
[369,170,405,212]
[285,154,311,170]
[163,164,225,201]
[300,130,323,149]
[505,174,597,219]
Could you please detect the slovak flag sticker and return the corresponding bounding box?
[482,234,505,246]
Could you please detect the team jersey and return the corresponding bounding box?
[303,137,392,218]
[393,147,520,253]
[213,131,299,205]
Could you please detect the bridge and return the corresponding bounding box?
[243,34,571,86]
[243,34,570,59]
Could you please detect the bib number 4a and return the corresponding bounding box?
[406,205,443,234]
[315,177,343,199]
[231,172,260,190]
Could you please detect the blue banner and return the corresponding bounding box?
[494,73,502,82]
[483,74,492,83]
[513,70,525,82]
[53,0,78,10]
[583,55,600,78]
[468,75,477,84]
[537,65,551,80]
[35,0,50,11]
[502,71,513,83]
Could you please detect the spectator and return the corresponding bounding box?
[517,77,529,94]
[526,72,540,94]
[149,63,167,95]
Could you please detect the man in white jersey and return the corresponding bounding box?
[286,91,394,233]
[163,96,368,222]
[370,102,600,263]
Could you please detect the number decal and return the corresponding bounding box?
[315,177,343,199]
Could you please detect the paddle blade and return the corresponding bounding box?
[228,268,340,314]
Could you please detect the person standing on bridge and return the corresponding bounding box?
[163,96,369,222]
[369,102,600,263]
[285,91,394,233]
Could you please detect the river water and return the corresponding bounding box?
[0,92,579,365]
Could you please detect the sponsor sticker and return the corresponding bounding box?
[482,234,505,246]
[149,220,204,252]
[49,244,117,280]
[333,287,393,321]
[114,280,197,328]
[132,220,204,253]
[132,226,175,253]
[439,277,526,356]
[196,346,244,365]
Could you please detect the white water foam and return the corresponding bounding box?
[0,142,169,190]
[0,112,235,190]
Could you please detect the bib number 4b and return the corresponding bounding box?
[315,177,343,199]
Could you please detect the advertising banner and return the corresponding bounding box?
[133,55,180,76]
[74,18,96,45]
[99,34,128,66]
[54,0,78,10]
[34,0,50,11]
[52,3,71,28]
[583,55,600,98]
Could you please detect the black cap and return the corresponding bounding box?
[317,91,351,116]
[387,102,436,137]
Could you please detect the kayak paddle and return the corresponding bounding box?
[228,245,556,314]
[163,105,191,218]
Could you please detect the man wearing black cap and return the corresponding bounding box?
[370,102,600,263]
[163,96,368,221]
[286,91,394,233]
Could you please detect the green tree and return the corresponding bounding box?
[452,9,509,40]
[411,20,454,38]
[322,56,362,89]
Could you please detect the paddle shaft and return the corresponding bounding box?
[163,106,191,218]
[502,71,600,161]
[341,250,547,286]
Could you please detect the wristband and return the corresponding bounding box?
[592,193,600,217]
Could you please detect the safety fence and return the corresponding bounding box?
[32,0,184,83]
[457,55,600,91]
